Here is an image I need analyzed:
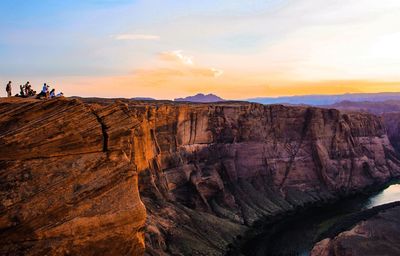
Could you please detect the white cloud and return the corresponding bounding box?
[160,50,194,65]
[211,68,223,77]
[133,50,223,81]
[158,50,223,77]
[113,34,160,40]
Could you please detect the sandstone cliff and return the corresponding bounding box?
[382,113,400,154]
[0,98,146,255]
[323,100,400,154]
[1,97,400,255]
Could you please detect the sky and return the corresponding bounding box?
[1,0,400,99]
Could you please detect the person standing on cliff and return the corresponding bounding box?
[19,85,25,97]
[42,83,49,98]
[6,81,12,97]
[24,81,30,96]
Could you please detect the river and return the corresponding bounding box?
[246,183,400,256]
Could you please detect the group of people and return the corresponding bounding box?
[36,83,63,99]
[5,81,64,99]
[19,81,36,97]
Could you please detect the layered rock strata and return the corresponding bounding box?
[0,98,146,255]
[1,97,400,255]
[382,113,400,154]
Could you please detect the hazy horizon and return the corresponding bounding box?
[1,0,400,99]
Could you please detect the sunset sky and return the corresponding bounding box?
[1,0,400,99]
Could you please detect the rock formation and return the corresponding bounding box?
[0,98,146,255]
[311,204,400,256]
[381,113,400,154]
[1,97,400,255]
[322,100,400,154]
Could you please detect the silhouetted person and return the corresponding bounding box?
[20,85,25,97]
[26,83,36,96]
[26,82,34,96]
[6,81,12,97]
[24,81,30,96]
[56,92,64,97]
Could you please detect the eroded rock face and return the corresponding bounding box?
[135,102,400,255]
[382,113,400,154]
[322,101,400,155]
[311,205,400,256]
[1,97,400,256]
[0,98,146,255]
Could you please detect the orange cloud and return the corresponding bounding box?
[133,66,222,85]
[132,50,223,86]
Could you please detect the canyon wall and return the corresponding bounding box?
[382,113,400,154]
[323,100,400,154]
[1,98,400,255]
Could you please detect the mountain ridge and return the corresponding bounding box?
[174,93,225,102]
[248,92,400,106]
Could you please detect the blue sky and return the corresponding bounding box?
[1,0,400,98]
[0,0,288,77]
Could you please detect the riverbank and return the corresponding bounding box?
[311,202,400,256]
[316,201,400,241]
[227,180,400,256]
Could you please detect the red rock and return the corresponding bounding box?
[0,98,146,255]
[1,97,399,255]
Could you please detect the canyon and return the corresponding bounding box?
[1,97,400,255]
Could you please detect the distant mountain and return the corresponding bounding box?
[247,92,400,106]
[174,93,225,103]
[325,100,400,115]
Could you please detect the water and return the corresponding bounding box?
[365,184,400,208]
[248,183,400,256]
